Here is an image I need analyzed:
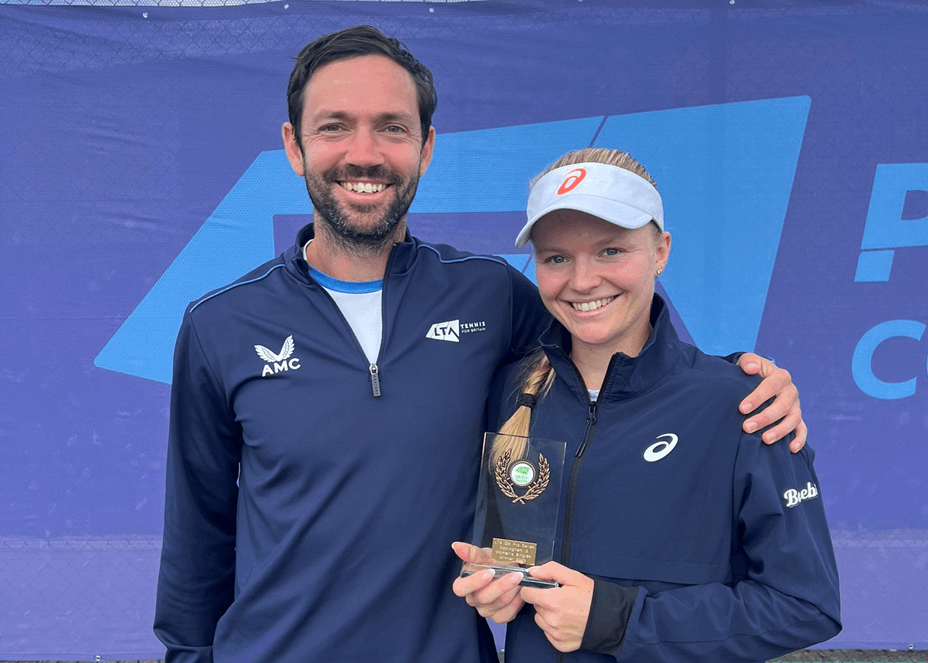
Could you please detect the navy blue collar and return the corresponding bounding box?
[288,223,419,285]
[539,295,684,402]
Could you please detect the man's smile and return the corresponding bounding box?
[339,181,389,194]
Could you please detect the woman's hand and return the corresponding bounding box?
[738,353,806,452]
[451,542,525,624]
[519,561,594,653]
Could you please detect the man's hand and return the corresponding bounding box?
[737,352,806,453]
[451,542,525,624]
[519,562,594,653]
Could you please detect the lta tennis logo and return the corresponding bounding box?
[95,97,811,385]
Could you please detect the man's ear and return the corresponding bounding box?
[418,126,436,177]
[282,122,305,176]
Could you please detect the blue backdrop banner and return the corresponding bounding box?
[1,0,926,658]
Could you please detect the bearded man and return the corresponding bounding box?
[154,25,805,663]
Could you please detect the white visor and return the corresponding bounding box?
[516,162,663,247]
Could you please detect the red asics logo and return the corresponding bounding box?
[557,168,586,195]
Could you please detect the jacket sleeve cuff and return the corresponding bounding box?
[580,579,639,657]
[722,351,745,365]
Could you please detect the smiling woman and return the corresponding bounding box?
[531,210,668,375]
[452,147,842,663]
[513,151,670,392]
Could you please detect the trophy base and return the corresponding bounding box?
[460,563,560,589]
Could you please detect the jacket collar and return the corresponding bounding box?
[539,295,683,402]
[286,223,419,284]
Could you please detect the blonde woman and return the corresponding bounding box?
[453,149,840,662]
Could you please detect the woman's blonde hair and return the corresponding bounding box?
[491,148,658,465]
[530,147,658,189]
[491,348,556,466]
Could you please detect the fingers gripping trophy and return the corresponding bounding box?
[461,431,567,589]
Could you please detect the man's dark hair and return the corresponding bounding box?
[287,25,438,148]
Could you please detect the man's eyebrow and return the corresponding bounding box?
[376,111,416,123]
[310,110,352,122]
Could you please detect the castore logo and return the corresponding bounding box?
[255,335,301,377]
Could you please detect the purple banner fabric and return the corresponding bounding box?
[0,0,926,658]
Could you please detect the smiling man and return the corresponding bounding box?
[282,52,434,272]
[153,25,807,663]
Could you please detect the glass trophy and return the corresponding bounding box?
[460,432,567,588]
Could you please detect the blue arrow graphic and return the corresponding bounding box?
[95,97,809,383]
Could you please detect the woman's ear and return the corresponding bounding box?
[656,231,671,274]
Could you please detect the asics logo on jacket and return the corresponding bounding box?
[643,433,679,462]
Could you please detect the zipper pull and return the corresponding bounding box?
[575,401,598,457]
[369,363,382,398]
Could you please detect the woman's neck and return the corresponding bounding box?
[569,324,651,390]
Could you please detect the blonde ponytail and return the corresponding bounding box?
[490,349,556,466]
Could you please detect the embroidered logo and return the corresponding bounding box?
[643,433,678,462]
[254,335,301,377]
[426,319,487,343]
[557,168,587,195]
[783,481,819,508]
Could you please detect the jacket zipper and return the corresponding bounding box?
[368,249,396,399]
[369,363,381,397]
[553,399,598,663]
[561,398,599,568]
[554,352,619,663]
[304,248,394,399]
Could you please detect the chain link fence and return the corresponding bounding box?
[0,537,163,660]
[770,652,928,663]
[3,532,927,661]
[0,0,486,5]
[1,1,926,661]
[0,655,907,662]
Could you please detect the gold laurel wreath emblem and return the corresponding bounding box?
[495,449,550,505]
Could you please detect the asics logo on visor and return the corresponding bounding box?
[556,168,586,195]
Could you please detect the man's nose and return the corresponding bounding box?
[344,128,385,168]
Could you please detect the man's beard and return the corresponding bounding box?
[303,163,420,255]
